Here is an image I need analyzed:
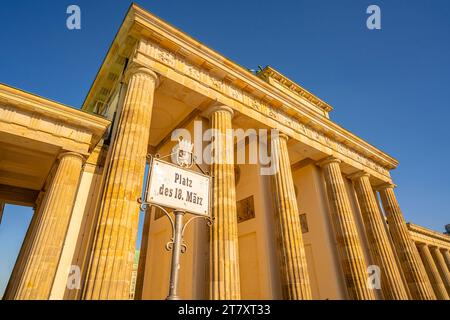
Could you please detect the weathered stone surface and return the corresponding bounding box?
[6,152,83,299]
[350,172,409,299]
[318,157,375,300]
[378,185,436,300]
[270,133,312,299]
[82,64,158,300]
[430,246,450,297]
[442,249,450,273]
[417,244,449,300]
[207,105,241,300]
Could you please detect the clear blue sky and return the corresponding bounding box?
[1,0,449,296]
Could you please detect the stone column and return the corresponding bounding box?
[3,207,37,299]
[3,191,46,299]
[12,152,84,299]
[416,244,449,300]
[270,133,312,299]
[318,157,375,300]
[441,249,450,273]
[207,105,241,300]
[430,247,450,296]
[82,64,158,300]
[378,184,436,300]
[349,171,409,299]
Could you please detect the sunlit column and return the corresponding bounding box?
[378,184,436,300]
[83,64,158,300]
[318,157,375,300]
[207,105,241,300]
[12,152,84,299]
[349,171,409,299]
[270,133,312,299]
[430,246,450,296]
[416,243,449,300]
[441,249,450,273]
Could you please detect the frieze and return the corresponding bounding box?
[137,40,390,176]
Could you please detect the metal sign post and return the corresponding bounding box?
[138,138,213,300]
[167,209,184,300]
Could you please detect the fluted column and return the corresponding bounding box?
[82,64,158,300]
[441,249,450,273]
[349,171,409,299]
[378,184,436,299]
[270,133,312,299]
[207,105,241,300]
[416,244,449,300]
[3,197,42,299]
[10,152,84,299]
[318,157,375,300]
[430,247,450,296]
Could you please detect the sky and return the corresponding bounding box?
[0,0,449,296]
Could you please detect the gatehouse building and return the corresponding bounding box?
[1,4,449,300]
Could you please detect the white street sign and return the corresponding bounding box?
[147,159,210,216]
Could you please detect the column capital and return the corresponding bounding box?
[124,62,159,86]
[58,151,85,163]
[416,242,428,248]
[316,156,341,167]
[264,129,290,142]
[203,103,234,119]
[347,170,370,181]
[268,130,289,142]
[374,182,397,191]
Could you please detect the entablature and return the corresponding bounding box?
[257,66,333,117]
[82,4,398,182]
[0,84,110,155]
[408,223,450,250]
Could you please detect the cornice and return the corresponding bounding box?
[0,83,110,143]
[407,223,450,244]
[258,66,333,113]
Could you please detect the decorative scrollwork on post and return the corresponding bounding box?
[137,146,213,300]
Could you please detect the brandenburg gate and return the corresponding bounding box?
[1,4,449,300]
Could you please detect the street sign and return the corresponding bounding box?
[146,158,210,216]
[141,151,213,300]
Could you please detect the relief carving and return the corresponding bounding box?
[236,195,255,223]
